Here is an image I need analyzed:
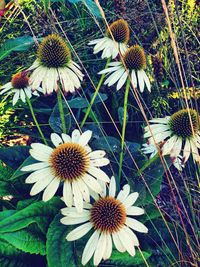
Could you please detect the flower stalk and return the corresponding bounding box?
[57,89,67,134]
[81,57,111,128]
[26,95,48,145]
[118,78,131,180]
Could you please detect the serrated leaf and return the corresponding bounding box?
[49,101,71,134]
[0,146,30,169]
[1,227,46,255]
[0,238,29,267]
[0,36,35,61]
[47,214,78,267]
[0,197,63,234]
[107,250,152,266]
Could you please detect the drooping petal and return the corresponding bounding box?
[42,177,60,201]
[66,222,93,241]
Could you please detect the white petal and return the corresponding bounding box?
[141,69,151,92]
[82,231,100,266]
[116,71,128,91]
[78,179,90,202]
[12,90,20,105]
[20,89,26,103]
[21,162,49,172]
[87,166,110,183]
[122,192,139,208]
[89,150,106,160]
[83,174,102,194]
[72,181,83,213]
[25,167,53,184]
[66,222,93,241]
[109,176,116,197]
[30,149,50,162]
[137,70,145,93]
[148,130,172,144]
[61,133,71,143]
[30,174,54,196]
[79,130,92,146]
[31,143,53,155]
[61,208,89,217]
[131,70,137,88]
[117,184,130,202]
[162,135,178,156]
[144,124,170,138]
[42,177,60,201]
[126,217,148,233]
[112,232,126,252]
[60,216,90,225]
[99,65,122,75]
[126,206,145,216]
[105,68,125,87]
[90,158,110,167]
[63,181,73,207]
[118,227,136,256]
[170,138,182,158]
[124,226,139,246]
[103,234,112,260]
[93,232,107,266]
[72,129,81,143]
[183,139,191,163]
[51,133,63,147]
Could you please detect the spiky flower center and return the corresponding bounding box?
[169,109,198,138]
[106,19,130,44]
[123,45,146,70]
[37,34,71,68]
[11,72,29,89]
[90,197,126,233]
[49,143,89,181]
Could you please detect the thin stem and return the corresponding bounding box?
[57,89,67,134]
[80,57,111,128]
[26,96,48,145]
[118,78,131,182]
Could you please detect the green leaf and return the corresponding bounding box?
[68,97,88,109]
[46,214,78,267]
[134,156,172,205]
[0,146,30,169]
[118,107,129,126]
[91,136,121,153]
[49,101,71,134]
[0,238,29,267]
[0,36,36,61]
[42,0,51,12]
[108,250,152,266]
[11,156,36,180]
[1,227,46,255]
[0,197,63,234]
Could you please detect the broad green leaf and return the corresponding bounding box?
[11,156,36,180]
[0,238,29,267]
[1,227,46,255]
[0,210,16,220]
[108,250,152,266]
[0,36,35,61]
[91,136,121,153]
[68,97,88,109]
[46,214,78,267]
[0,146,30,169]
[0,197,63,234]
[49,101,71,133]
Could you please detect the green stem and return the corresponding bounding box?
[80,57,111,128]
[26,96,48,145]
[57,90,67,134]
[118,78,131,181]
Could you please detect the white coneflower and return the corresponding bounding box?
[98,45,151,92]
[0,72,42,106]
[61,176,148,266]
[144,109,200,164]
[28,34,84,95]
[88,19,130,59]
[21,130,110,212]
[141,143,184,171]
